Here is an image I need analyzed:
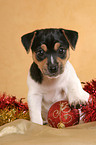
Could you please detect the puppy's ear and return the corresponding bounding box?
[21,31,36,53]
[61,29,78,50]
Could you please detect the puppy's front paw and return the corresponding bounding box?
[30,116,43,125]
[69,90,89,108]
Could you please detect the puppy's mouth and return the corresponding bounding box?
[45,73,61,79]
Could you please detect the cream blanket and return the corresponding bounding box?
[0,119,96,145]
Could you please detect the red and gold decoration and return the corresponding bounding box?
[48,101,79,128]
[0,93,30,126]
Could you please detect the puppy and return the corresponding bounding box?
[21,28,89,125]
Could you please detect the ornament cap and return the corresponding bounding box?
[57,122,65,129]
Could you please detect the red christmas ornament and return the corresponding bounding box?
[48,101,79,128]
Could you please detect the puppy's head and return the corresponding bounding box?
[21,28,78,78]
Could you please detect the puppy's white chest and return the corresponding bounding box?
[43,88,65,104]
[41,75,66,108]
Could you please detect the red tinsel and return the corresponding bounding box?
[82,79,96,123]
[0,93,28,111]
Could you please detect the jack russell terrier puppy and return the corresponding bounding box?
[21,28,89,125]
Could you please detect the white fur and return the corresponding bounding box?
[51,55,54,64]
[27,61,89,125]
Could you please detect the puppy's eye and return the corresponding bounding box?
[58,47,67,59]
[58,47,66,54]
[36,49,45,61]
[36,49,45,56]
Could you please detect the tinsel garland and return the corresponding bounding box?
[82,79,96,123]
[0,93,30,126]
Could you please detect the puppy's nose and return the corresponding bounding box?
[48,64,58,73]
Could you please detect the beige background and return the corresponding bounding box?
[0,0,96,100]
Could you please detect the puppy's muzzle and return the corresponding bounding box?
[43,61,63,78]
